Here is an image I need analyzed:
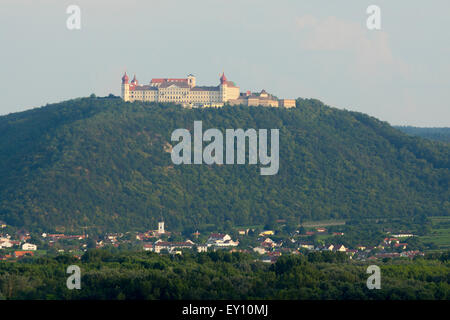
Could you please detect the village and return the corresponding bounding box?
[0,219,424,263]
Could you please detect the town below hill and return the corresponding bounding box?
[3,216,447,264]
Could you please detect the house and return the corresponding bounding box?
[196,245,208,253]
[0,237,14,249]
[376,252,400,259]
[47,234,86,240]
[106,233,123,242]
[47,233,65,239]
[261,238,276,248]
[316,228,326,233]
[0,221,6,228]
[143,243,153,251]
[206,234,239,247]
[305,231,315,236]
[267,251,282,258]
[326,244,334,251]
[335,245,347,252]
[384,238,400,245]
[392,233,414,238]
[136,232,154,241]
[400,250,424,258]
[14,251,34,258]
[22,243,37,251]
[253,247,267,255]
[208,233,231,242]
[259,230,274,237]
[153,240,195,253]
[394,243,408,249]
[333,232,344,236]
[298,242,314,250]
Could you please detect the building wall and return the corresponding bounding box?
[189,89,221,104]
[220,84,240,102]
[125,85,225,105]
[280,99,296,108]
[128,88,158,102]
[121,83,130,102]
[158,86,190,103]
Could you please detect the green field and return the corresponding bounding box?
[420,216,450,249]
[301,220,346,228]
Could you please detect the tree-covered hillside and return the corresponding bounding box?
[0,97,448,232]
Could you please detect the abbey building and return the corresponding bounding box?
[121,72,295,108]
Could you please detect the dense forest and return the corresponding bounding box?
[395,126,450,143]
[0,250,448,300]
[0,97,448,233]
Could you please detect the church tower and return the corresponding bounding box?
[158,221,165,234]
[219,72,227,102]
[187,74,196,88]
[121,72,130,101]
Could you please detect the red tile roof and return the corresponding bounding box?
[14,251,34,258]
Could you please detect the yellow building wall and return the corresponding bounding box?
[280,99,296,108]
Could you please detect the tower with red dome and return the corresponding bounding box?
[220,72,227,85]
[219,72,239,102]
[121,72,130,101]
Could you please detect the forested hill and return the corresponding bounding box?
[395,126,450,143]
[0,97,448,233]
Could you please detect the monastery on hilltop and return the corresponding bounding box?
[121,72,295,108]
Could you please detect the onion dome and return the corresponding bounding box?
[122,72,129,84]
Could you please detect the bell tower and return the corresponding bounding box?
[158,221,165,234]
[219,72,227,102]
[187,74,196,88]
[121,72,130,101]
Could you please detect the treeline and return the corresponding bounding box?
[0,250,448,300]
[395,126,450,143]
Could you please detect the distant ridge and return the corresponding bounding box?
[395,126,450,143]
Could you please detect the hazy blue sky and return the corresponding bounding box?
[1,0,449,126]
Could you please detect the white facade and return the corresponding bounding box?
[197,245,208,253]
[158,221,165,234]
[206,234,239,247]
[22,243,37,251]
[121,72,240,106]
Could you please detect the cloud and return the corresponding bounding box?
[294,15,399,74]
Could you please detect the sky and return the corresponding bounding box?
[1,0,449,126]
